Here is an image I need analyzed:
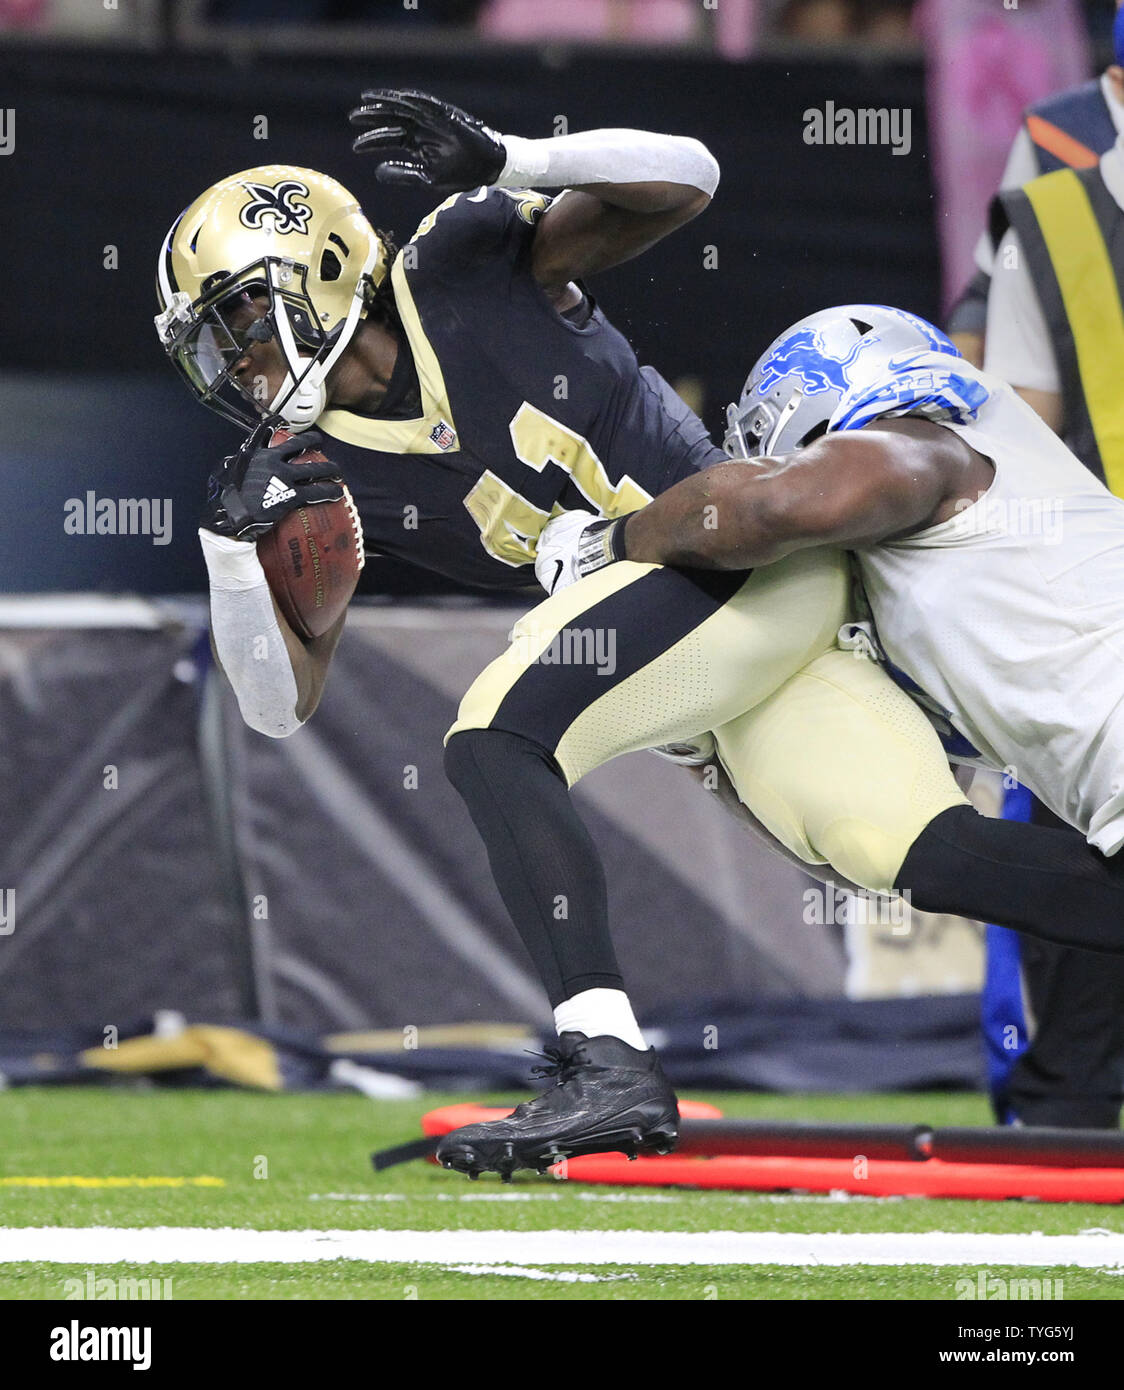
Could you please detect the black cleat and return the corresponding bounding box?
[435,1031,679,1178]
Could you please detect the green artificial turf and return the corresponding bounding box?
[1,1086,1121,1301]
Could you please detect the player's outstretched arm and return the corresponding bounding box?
[529,173,712,292]
[504,126,719,289]
[621,420,959,570]
[349,88,718,290]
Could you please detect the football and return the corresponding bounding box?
[256,428,365,640]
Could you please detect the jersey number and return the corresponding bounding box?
[463,403,653,567]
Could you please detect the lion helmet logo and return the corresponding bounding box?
[754,328,876,399]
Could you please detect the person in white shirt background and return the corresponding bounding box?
[947,0,1124,1131]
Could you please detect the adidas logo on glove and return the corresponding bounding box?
[261,475,298,510]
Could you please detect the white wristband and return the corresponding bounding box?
[199,528,268,591]
[496,133,552,185]
[496,129,720,197]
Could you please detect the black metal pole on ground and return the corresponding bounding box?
[196,639,277,1023]
[929,1126,1124,1168]
[672,1120,932,1162]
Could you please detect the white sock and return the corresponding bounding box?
[553,989,647,1051]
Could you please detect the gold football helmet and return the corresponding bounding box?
[155,165,390,430]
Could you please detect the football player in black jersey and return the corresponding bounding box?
[156,93,735,1169]
[157,92,1118,1181]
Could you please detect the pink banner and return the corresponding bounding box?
[479,0,759,51]
[0,0,48,28]
[916,0,1092,312]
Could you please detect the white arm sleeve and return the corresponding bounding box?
[199,528,303,739]
[984,227,1062,395]
[496,128,719,197]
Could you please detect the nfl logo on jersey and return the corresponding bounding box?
[429,420,457,451]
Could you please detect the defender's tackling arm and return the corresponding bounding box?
[620,420,972,569]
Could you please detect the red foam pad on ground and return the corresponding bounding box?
[558,1153,1124,1203]
[420,1105,1124,1201]
[420,1099,722,1137]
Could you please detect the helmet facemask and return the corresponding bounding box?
[156,253,369,432]
[723,389,809,461]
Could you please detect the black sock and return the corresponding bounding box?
[444,728,625,1007]
[896,805,1124,955]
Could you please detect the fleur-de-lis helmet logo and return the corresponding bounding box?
[238,179,313,234]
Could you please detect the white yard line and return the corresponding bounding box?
[2,1228,1124,1268]
[441,1265,635,1283]
[309,1190,872,1205]
[310,1191,682,1204]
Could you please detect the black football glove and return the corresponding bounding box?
[202,427,344,542]
[349,88,507,190]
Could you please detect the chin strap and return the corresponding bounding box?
[264,247,375,430]
[269,371,327,431]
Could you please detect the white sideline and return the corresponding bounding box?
[3,1228,1124,1268]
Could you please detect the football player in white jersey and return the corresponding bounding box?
[439,303,1124,1178]
[567,304,1124,914]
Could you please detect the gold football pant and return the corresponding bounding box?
[447,553,968,893]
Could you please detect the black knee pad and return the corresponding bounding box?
[443,728,486,796]
[444,727,564,799]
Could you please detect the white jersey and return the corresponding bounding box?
[852,365,1124,854]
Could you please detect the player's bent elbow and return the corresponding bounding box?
[678,187,713,221]
[241,703,305,739]
[678,138,720,199]
[254,719,304,740]
[747,482,841,560]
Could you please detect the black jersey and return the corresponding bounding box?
[317,187,724,591]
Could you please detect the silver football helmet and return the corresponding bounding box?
[724,304,961,460]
